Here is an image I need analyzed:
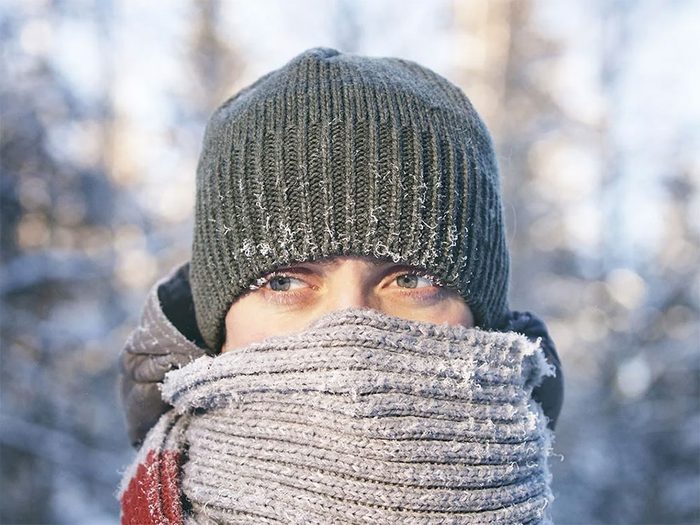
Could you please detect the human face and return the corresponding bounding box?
[222,256,474,352]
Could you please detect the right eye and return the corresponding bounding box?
[265,274,306,292]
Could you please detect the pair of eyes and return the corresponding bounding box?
[262,271,437,292]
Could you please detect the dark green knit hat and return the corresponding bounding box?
[191,47,510,351]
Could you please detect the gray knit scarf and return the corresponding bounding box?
[125,308,554,524]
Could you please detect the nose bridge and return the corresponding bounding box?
[321,262,375,312]
[325,279,372,310]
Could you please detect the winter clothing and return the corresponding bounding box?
[120,308,554,524]
[119,264,207,447]
[120,46,566,522]
[191,47,510,351]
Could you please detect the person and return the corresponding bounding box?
[118,47,563,524]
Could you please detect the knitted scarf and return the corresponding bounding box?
[119,309,554,524]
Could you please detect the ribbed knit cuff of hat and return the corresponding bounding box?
[190,47,510,351]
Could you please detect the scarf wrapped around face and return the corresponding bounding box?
[119,309,554,524]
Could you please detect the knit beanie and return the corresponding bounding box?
[191,47,510,351]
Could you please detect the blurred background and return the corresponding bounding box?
[1,0,699,523]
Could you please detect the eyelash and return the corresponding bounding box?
[248,272,308,305]
[392,272,445,303]
[252,270,441,289]
[403,271,444,288]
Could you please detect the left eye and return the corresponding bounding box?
[395,274,434,289]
